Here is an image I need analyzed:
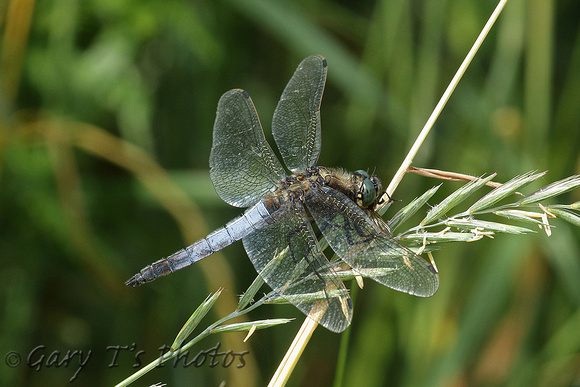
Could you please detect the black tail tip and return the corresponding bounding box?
[125,275,142,287]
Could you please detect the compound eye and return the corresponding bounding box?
[355,170,370,179]
[359,178,377,208]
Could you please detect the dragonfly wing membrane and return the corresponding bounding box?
[272,55,327,172]
[305,186,439,297]
[242,201,352,333]
[210,89,286,208]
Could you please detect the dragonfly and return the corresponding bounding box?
[126,55,439,333]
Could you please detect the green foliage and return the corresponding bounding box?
[1,0,579,386]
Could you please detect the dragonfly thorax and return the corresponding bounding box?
[271,167,384,211]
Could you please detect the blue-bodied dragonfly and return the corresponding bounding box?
[126,55,439,333]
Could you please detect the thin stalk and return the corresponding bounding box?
[268,317,319,387]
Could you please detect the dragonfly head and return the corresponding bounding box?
[353,170,383,209]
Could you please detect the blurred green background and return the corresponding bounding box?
[1,0,579,385]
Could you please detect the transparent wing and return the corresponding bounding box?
[242,201,352,333]
[210,89,286,208]
[305,186,439,297]
[272,55,327,172]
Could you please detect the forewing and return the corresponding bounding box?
[272,55,327,172]
[210,89,286,208]
[305,186,439,297]
[242,201,352,333]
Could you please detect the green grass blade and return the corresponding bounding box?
[388,184,441,231]
[171,290,222,351]
[519,175,580,205]
[421,175,496,225]
[468,170,546,213]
